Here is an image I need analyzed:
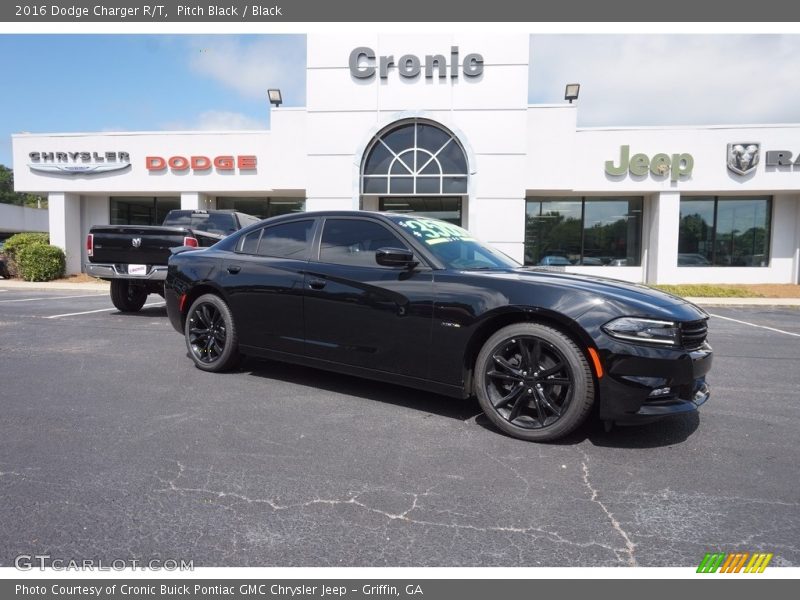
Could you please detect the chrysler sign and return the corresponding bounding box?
[28,151,130,175]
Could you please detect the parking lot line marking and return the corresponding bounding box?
[709,313,800,338]
[0,293,108,304]
[45,302,166,319]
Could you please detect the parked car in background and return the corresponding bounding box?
[164,211,712,443]
[87,209,260,312]
[678,253,712,266]
[538,255,572,266]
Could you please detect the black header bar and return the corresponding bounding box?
[1,0,799,22]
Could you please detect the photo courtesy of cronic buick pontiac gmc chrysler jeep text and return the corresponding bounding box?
[164,211,712,442]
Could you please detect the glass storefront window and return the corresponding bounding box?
[110,197,179,225]
[379,197,462,225]
[215,197,305,219]
[524,197,643,266]
[679,196,771,266]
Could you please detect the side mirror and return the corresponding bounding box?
[375,247,418,268]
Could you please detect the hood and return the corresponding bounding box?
[463,267,696,315]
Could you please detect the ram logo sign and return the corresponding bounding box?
[727,142,760,175]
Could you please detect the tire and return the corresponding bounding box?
[110,279,148,312]
[474,323,595,442]
[184,293,240,372]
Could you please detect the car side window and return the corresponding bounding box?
[319,219,409,268]
[256,220,314,260]
[238,229,261,254]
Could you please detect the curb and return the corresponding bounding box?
[686,297,800,307]
[0,280,109,292]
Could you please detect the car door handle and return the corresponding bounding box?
[226,265,241,274]
[308,278,327,290]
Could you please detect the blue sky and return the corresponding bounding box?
[0,35,307,166]
[3,34,800,167]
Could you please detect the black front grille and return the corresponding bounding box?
[680,319,708,350]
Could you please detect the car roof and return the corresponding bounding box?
[263,210,449,225]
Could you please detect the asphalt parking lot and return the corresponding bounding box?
[0,288,797,567]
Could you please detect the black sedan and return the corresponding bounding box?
[165,211,712,442]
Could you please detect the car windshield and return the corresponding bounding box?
[394,217,519,270]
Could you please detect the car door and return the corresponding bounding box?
[220,218,315,355]
[303,217,435,378]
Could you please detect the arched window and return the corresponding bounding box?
[361,120,468,195]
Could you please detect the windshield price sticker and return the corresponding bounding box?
[398,218,475,245]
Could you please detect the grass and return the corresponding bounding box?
[653,284,761,298]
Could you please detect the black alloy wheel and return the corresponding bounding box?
[185,293,239,372]
[475,323,595,442]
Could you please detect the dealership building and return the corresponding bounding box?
[11,34,800,284]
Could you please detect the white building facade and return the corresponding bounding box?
[11,33,800,284]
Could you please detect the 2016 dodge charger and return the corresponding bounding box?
[165,211,712,442]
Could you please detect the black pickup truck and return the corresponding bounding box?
[87,209,260,312]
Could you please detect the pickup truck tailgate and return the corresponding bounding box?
[90,226,188,265]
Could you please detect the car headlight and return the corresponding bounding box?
[602,317,679,346]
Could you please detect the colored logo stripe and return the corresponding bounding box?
[697,552,773,573]
[744,553,773,573]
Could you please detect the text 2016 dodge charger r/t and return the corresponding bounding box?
[165,211,712,442]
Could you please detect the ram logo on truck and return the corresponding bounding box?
[132,238,142,248]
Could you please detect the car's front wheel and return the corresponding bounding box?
[475,323,595,442]
[185,293,239,372]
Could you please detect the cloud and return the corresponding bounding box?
[529,35,800,127]
[188,35,306,105]
[163,110,266,131]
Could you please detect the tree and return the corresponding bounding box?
[0,165,47,208]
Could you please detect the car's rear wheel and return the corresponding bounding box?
[475,323,595,442]
[110,280,148,312]
[185,293,239,372]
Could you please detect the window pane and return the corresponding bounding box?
[257,220,314,260]
[320,219,407,267]
[715,197,771,266]
[239,229,261,254]
[381,124,415,155]
[437,141,468,174]
[390,153,413,174]
[415,178,440,194]
[582,197,642,266]
[363,177,388,194]
[380,197,462,225]
[442,176,467,193]
[416,124,451,153]
[524,198,582,266]
[419,156,441,175]
[363,142,394,175]
[390,177,414,194]
[678,197,714,266]
[267,199,305,218]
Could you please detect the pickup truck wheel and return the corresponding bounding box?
[474,323,595,442]
[185,294,239,372]
[110,280,148,312]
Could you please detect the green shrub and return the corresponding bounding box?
[3,232,49,277]
[15,244,65,282]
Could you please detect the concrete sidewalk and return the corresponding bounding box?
[2,278,799,306]
[0,279,109,292]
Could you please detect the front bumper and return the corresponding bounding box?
[596,339,712,423]
[86,263,167,281]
